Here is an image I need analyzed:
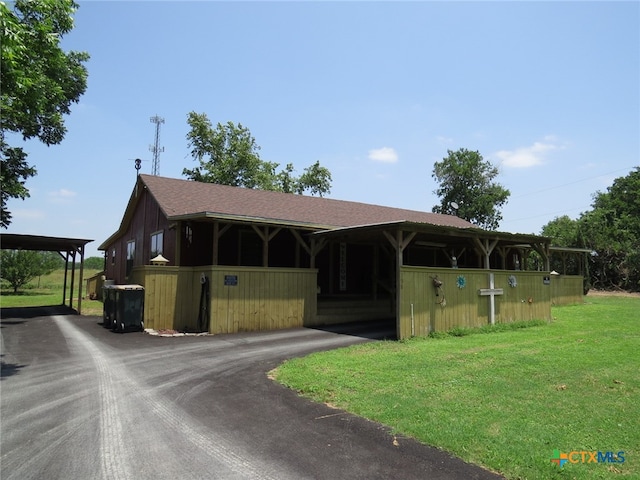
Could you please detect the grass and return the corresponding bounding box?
[272,296,639,480]
[1,268,104,316]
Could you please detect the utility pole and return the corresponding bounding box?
[149,115,165,176]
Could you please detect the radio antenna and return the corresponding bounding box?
[149,115,165,176]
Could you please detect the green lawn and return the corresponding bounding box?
[272,296,639,480]
[1,268,104,316]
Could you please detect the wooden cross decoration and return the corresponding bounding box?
[478,272,504,325]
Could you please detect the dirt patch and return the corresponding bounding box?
[586,289,640,298]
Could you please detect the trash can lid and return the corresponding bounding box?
[106,284,144,290]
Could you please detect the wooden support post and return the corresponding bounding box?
[372,245,379,301]
[383,229,416,339]
[252,225,281,267]
[531,242,551,272]
[478,272,504,325]
[175,222,182,266]
[212,221,231,266]
[77,245,85,314]
[62,251,69,307]
[473,237,499,269]
[212,222,219,266]
[291,230,326,269]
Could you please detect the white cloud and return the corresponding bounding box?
[436,135,454,144]
[47,188,77,204]
[495,139,562,168]
[368,147,398,164]
[49,188,77,199]
[12,209,45,220]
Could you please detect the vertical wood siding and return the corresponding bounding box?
[551,275,585,305]
[398,267,555,339]
[130,266,317,333]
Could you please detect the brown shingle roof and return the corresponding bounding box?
[140,174,475,230]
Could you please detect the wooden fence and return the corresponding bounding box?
[399,267,558,339]
[550,274,585,305]
[127,265,584,338]
[85,271,105,300]
[129,266,317,333]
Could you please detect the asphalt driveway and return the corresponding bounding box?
[1,306,503,479]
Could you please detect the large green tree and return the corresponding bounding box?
[0,0,89,227]
[183,112,332,196]
[541,215,586,280]
[0,250,61,293]
[580,167,640,291]
[432,148,510,230]
[541,168,640,291]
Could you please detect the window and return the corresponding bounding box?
[126,240,135,277]
[184,225,193,246]
[111,248,116,265]
[150,231,163,258]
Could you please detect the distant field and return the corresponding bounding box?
[1,268,104,316]
[273,296,639,480]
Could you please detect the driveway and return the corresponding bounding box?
[1,306,503,479]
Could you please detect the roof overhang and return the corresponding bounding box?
[1,234,93,252]
[311,221,550,248]
[167,211,337,231]
[549,246,593,254]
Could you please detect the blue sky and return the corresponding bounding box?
[5,1,639,259]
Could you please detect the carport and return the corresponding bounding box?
[1,233,93,314]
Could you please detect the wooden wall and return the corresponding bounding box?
[130,266,317,333]
[85,271,105,300]
[398,267,554,339]
[550,275,585,305]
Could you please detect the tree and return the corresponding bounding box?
[432,148,510,230]
[0,0,89,228]
[541,215,581,248]
[579,167,640,291]
[540,167,640,291]
[183,112,332,196]
[83,256,104,270]
[541,215,586,281]
[0,250,61,293]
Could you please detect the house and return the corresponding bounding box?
[99,174,584,338]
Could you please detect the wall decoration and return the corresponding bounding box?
[456,275,466,289]
[508,275,517,288]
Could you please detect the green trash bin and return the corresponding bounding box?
[110,284,145,333]
[102,284,117,329]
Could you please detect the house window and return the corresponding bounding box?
[126,240,135,277]
[184,225,193,245]
[150,231,164,258]
[111,248,116,265]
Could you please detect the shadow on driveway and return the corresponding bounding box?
[1,305,78,320]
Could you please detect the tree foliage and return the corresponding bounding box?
[183,112,332,196]
[0,0,89,227]
[542,168,640,292]
[83,256,104,270]
[0,250,62,292]
[432,148,510,230]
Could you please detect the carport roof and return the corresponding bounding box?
[1,233,93,252]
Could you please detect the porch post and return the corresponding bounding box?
[212,221,219,266]
[252,225,281,267]
[77,245,85,314]
[383,229,416,340]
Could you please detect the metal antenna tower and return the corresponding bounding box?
[149,115,165,176]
